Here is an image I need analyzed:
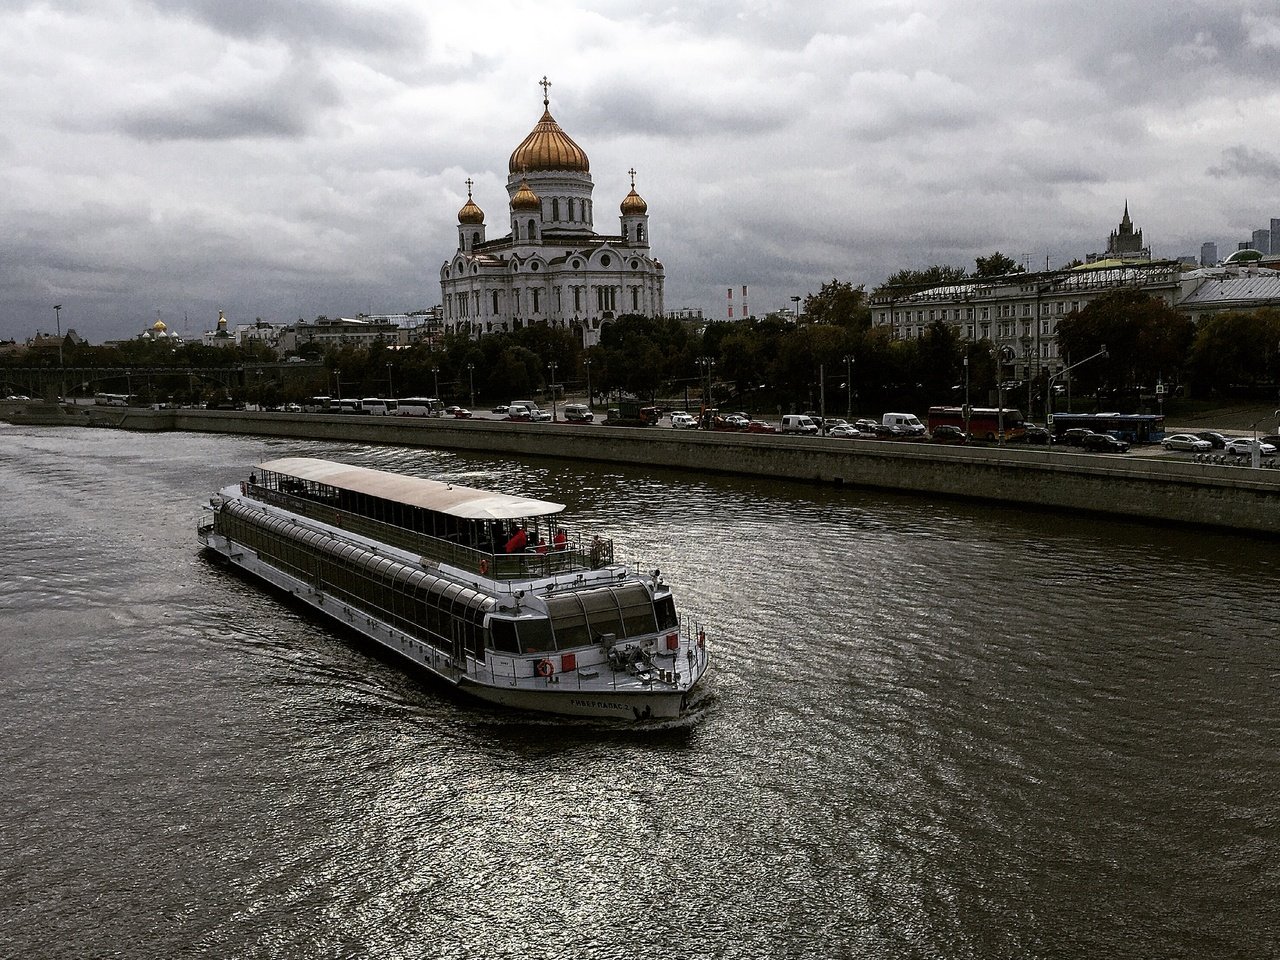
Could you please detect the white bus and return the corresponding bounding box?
[94,393,132,407]
[336,398,362,414]
[397,397,445,417]
[302,396,331,413]
[361,398,396,416]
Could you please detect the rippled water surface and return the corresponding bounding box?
[1,426,1277,958]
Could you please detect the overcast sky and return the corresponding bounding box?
[3,0,1278,343]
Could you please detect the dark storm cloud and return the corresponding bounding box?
[112,60,342,141]
[1207,145,1280,181]
[142,0,425,54]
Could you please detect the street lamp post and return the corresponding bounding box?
[386,362,394,400]
[53,304,64,402]
[844,354,854,418]
[548,360,558,421]
[466,363,475,408]
[431,366,439,400]
[963,354,971,439]
[791,296,801,321]
[584,358,592,411]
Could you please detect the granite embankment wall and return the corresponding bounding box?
[10,403,1280,534]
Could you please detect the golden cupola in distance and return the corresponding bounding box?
[509,93,590,173]
[510,177,541,211]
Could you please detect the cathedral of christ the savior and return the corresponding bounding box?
[439,78,664,347]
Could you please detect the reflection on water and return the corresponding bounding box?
[1,425,1276,959]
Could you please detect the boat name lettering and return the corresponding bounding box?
[569,698,630,711]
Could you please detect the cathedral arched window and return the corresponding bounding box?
[637,225,645,243]
[568,198,575,221]
[528,219,538,241]
[552,198,560,220]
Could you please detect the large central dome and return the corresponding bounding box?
[509,104,589,174]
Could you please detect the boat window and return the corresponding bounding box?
[654,595,678,631]
[545,595,591,649]
[490,619,520,653]
[620,592,659,637]
[580,588,625,638]
[518,617,555,653]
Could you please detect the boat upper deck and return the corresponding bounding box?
[246,457,613,581]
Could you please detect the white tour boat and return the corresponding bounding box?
[198,457,709,720]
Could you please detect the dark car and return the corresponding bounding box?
[1023,423,1051,445]
[1195,431,1230,449]
[1058,428,1095,446]
[930,424,967,444]
[1081,432,1130,453]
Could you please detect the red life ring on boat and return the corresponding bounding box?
[535,658,554,678]
[698,629,706,647]
[479,558,489,575]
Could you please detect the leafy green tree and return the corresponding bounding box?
[1188,308,1280,395]
[873,264,967,297]
[1056,290,1194,398]
[973,251,1025,278]
[802,280,871,329]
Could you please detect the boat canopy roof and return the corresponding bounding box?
[256,457,565,520]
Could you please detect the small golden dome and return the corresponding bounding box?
[152,319,167,331]
[511,177,541,211]
[458,197,484,224]
[621,188,647,216]
[509,107,589,174]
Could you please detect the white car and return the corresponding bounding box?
[670,412,697,429]
[529,409,552,422]
[1163,434,1212,452]
[1224,438,1277,456]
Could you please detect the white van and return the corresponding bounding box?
[780,414,819,435]
[881,412,925,436]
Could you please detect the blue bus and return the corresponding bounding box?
[1049,412,1165,444]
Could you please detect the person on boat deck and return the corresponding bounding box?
[533,532,548,555]
[504,525,527,553]
[553,528,568,551]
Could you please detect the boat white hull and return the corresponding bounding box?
[200,531,704,720]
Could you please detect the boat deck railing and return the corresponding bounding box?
[245,483,611,581]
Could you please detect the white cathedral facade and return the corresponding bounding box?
[439,80,664,347]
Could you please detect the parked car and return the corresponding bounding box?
[1224,438,1277,456]
[1081,432,1130,453]
[670,412,697,429]
[854,418,881,434]
[827,423,860,438]
[1195,431,1230,450]
[283,402,302,413]
[530,408,552,422]
[1058,428,1095,446]
[723,413,749,429]
[746,420,778,434]
[450,407,472,419]
[1261,434,1280,448]
[491,404,509,414]
[562,403,594,423]
[1163,433,1212,452]
[930,424,967,444]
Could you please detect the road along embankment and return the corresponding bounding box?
[10,403,1280,535]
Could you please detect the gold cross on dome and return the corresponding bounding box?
[540,75,552,105]
[465,177,474,197]
[628,167,637,188]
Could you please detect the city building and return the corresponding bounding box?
[1201,241,1218,266]
[439,78,665,347]
[870,260,1183,378]
[1251,229,1271,255]
[1093,202,1149,262]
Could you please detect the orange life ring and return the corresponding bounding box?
[479,558,489,576]
[535,658,553,678]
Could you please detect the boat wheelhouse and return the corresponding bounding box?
[197,457,709,720]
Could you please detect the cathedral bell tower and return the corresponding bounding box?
[619,168,649,248]
[457,179,485,252]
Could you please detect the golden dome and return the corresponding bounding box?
[509,106,589,174]
[152,319,167,331]
[510,177,541,211]
[458,196,484,224]
[621,188,647,216]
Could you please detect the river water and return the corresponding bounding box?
[1,426,1276,959]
